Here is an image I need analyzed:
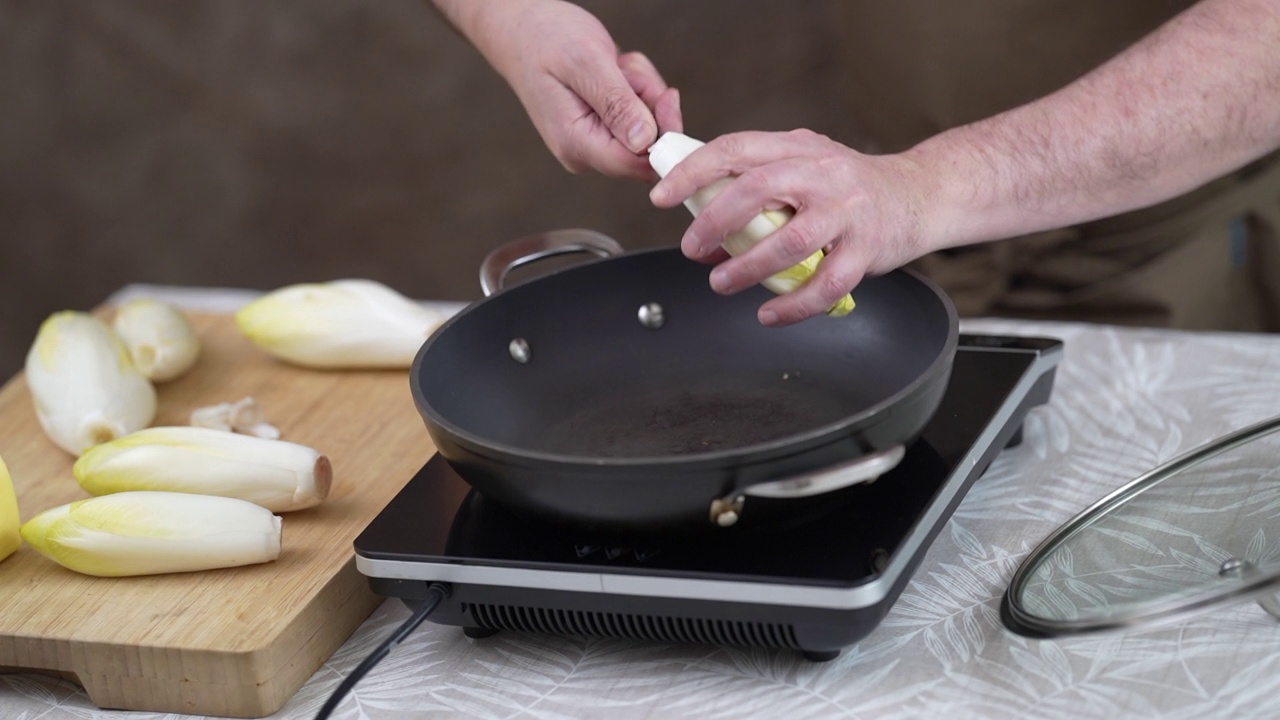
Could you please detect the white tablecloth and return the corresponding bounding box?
[3,286,1279,719]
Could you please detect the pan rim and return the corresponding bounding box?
[410,247,959,470]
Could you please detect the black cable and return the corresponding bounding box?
[313,582,451,720]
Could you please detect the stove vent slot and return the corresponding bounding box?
[468,603,801,649]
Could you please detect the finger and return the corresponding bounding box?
[569,52,659,153]
[564,120,659,179]
[653,87,683,134]
[650,130,812,209]
[757,244,868,327]
[618,51,669,109]
[679,157,809,260]
[707,208,839,295]
[697,245,731,265]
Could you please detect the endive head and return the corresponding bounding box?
[0,453,20,563]
[112,299,201,382]
[25,311,158,455]
[235,279,445,369]
[74,426,331,513]
[20,491,282,577]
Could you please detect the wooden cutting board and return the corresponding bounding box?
[0,311,438,717]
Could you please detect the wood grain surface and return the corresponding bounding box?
[0,311,437,717]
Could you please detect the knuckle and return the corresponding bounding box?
[778,224,815,259]
[786,127,825,144]
[815,270,852,301]
[715,133,749,163]
[617,51,650,70]
[738,168,774,199]
[598,85,638,127]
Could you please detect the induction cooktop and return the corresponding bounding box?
[355,334,1063,660]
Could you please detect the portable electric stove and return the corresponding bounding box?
[355,334,1063,661]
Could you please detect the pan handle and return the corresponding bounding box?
[709,446,905,527]
[479,229,625,297]
[744,445,906,499]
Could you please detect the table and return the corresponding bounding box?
[3,285,1279,720]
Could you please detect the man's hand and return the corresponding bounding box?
[434,0,682,180]
[649,130,940,326]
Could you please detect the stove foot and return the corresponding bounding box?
[463,626,500,640]
[801,649,840,662]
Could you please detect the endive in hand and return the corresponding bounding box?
[648,132,855,317]
[235,279,448,369]
[74,426,331,512]
[1,453,20,563]
[112,298,201,382]
[25,311,158,456]
[20,491,281,577]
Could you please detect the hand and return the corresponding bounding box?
[454,0,683,180]
[649,129,941,326]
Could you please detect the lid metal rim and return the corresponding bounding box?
[1003,566,1280,638]
[1004,412,1280,637]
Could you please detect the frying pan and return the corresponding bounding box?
[411,229,958,532]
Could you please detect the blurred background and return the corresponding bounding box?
[0,0,890,379]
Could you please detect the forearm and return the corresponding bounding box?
[430,0,545,83]
[918,0,1280,249]
[430,0,499,64]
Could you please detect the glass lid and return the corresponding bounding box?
[1003,414,1280,638]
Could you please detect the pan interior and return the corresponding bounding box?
[520,370,872,457]
[416,251,953,460]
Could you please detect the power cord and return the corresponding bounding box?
[313,582,452,720]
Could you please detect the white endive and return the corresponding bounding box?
[20,491,281,577]
[1,453,20,563]
[648,132,854,316]
[25,311,158,456]
[235,279,447,369]
[112,298,201,382]
[74,426,331,512]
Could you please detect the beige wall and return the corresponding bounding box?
[0,0,871,378]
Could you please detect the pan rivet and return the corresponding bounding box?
[638,303,665,329]
[709,495,745,527]
[508,338,531,364]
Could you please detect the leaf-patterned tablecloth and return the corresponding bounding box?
[5,311,1280,720]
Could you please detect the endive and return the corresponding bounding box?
[648,132,855,316]
[112,298,201,382]
[1,453,20,563]
[74,426,331,512]
[25,311,157,456]
[235,279,447,369]
[19,491,281,577]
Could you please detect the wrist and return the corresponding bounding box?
[896,131,995,256]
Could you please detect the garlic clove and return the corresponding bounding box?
[242,422,282,440]
[111,299,201,382]
[190,402,234,431]
[228,396,265,428]
[191,397,279,439]
[25,311,158,456]
[235,279,447,369]
[648,132,854,316]
[20,491,281,577]
[1,454,20,563]
[74,426,331,512]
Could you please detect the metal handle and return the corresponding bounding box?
[743,445,906,499]
[479,229,624,297]
[708,446,906,527]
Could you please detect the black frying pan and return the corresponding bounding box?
[411,230,958,532]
